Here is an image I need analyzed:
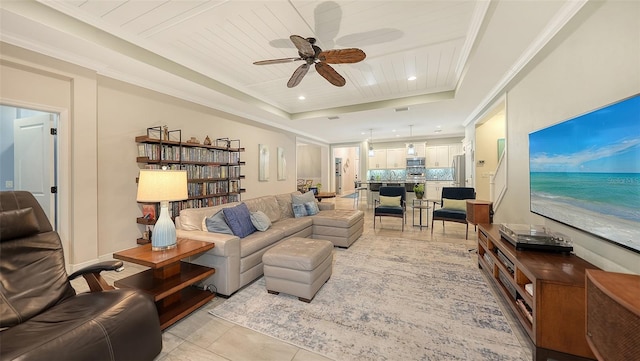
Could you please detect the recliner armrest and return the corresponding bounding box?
[68,260,124,280]
[68,260,124,292]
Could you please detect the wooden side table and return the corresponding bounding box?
[466,200,493,226]
[113,238,215,330]
[315,192,336,202]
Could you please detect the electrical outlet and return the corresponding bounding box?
[5,180,13,188]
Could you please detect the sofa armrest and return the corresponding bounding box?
[318,202,335,211]
[68,260,124,292]
[177,229,242,296]
[176,229,239,257]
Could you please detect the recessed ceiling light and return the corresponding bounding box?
[392,129,396,132]
[298,96,305,100]
[408,76,417,81]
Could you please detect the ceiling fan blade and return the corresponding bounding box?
[253,57,302,65]
[287,63,310,88]
[318,49,366,64]
[315,62,345,87]
[290,35,315,57]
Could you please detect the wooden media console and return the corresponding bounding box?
[476,224,598,361]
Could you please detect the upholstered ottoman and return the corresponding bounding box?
[311,209,364,248]
[262,237,333,303]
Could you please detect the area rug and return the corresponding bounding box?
[341,192,357,198]
[209,235,528,361]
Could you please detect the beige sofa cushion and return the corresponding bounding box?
[243,195,282,223]
[271,217,314,237]
[240,228,286,257]
[275,191,299,219]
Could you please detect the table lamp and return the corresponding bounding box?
[136,169,188,250]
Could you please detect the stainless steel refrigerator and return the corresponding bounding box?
[452,154,465,187]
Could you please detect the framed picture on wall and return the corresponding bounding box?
[277,147,286,181]
[259,144,269,181]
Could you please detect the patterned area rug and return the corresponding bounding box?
[209,235,528,361]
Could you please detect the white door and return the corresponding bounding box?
[14,114,55,224]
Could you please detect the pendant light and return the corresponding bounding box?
[368,129,375,157]
[407,125,415,155]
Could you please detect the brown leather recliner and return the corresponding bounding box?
[0,191,162,361]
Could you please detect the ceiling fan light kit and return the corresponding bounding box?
[254,35,366,88]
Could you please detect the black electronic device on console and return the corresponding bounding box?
[499,224,573,254]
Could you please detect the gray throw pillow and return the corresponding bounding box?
[250,211,271,231]
[204,211,234,235]
[292,190,316,205]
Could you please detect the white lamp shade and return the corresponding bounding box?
[137,169,188,202]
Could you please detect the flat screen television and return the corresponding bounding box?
[529,93,640,254]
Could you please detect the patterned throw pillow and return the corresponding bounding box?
[250,211,272,231]
[304,201,319,215]
[292,203,308,218]
[222,203,257,238]
[204,211,234,235]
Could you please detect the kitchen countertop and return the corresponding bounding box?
[360,179,452,183]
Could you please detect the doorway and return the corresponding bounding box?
[0,105,58,228]
[332,146,360,195]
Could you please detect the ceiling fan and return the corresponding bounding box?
[253,35,366,88]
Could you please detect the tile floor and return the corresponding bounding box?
[72,193,533,361]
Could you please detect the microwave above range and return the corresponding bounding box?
[406,157,426,167]
[406,157,426,177]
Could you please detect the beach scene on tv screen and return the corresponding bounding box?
[529,95,640,253]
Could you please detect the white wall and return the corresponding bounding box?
[495,0,640,273]
[475,111,506,200]
[1,42,304,266]
[97,77,298,255]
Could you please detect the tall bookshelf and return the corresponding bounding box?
[135,126,245,244]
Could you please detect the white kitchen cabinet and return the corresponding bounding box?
[426,146,449,167]
[386,148,405,169]
[448,144,463,165]
[369,149,387,169]
[426,181,454,200]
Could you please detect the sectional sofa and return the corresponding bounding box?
[175,191,364,296]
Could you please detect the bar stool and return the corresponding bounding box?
[353,181,368,209]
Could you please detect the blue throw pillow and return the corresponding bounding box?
[222,203,256,238]
[304,201,319,215]
[292,203,308,218]
[204,211,233,235]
